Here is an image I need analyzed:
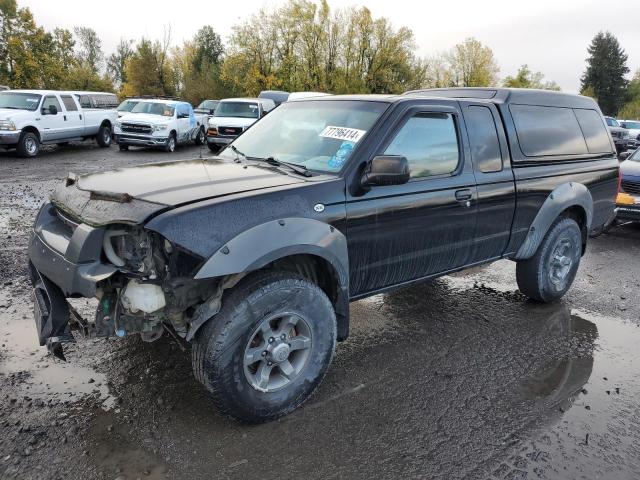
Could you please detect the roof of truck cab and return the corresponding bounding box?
[403,87,598,109]
[3,89,115,95]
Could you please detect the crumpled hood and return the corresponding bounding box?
[117,113,171,125]
[209,116,257,128]
[51,158,305,226]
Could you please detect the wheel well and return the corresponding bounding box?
[100,119,111,129]
[561,205,587,252]
[268,254,349,341]
[21,126,40,139]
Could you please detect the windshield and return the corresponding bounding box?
[0,92,42,111]
[197,100,217,109]
[218,100,388,173]
[605,117,620,127]
[629,149,640,162]
[214,102,259,119]
[117,100,138,112]
[622,121,640,129]
[130,102,175,116]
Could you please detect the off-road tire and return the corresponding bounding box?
[194,127,205,145]
[96,123,112,147]
[17,131,40,158]
[192,271,337,423]
[516,217,582,303]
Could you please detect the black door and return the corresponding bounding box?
[460,101,516,262]
[346,103,478,297]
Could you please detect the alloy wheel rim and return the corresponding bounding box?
[548,237,575,291]
[243,313,312,392]
[26,138,37,154]
[169,137,175,151]
[103,128,111,142]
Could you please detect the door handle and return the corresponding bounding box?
[63,115,67,121]
[455,189,473,201]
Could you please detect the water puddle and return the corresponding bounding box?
[0,303,115,409]
[505,309,640,478]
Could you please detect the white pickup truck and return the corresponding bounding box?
[0,90,118,157]
[114,99,208,152]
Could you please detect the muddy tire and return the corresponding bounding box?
[17,131,40,158]
[516,217,582,303]
[192,271,336,423]
[96,123,112,147]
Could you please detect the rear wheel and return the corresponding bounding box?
[192,271,337,423]
[96,123,112,147]
[194,127,205,145]
[516,217,582,303]
[17,131,40,158]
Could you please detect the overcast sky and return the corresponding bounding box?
[21,0,640,93]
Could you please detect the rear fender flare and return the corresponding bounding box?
[514,182,593,260]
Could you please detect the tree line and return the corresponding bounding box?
[0,0,638,118]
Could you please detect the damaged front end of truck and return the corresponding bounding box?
[28,173,236,360]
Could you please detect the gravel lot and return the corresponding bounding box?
[1,142,639,480]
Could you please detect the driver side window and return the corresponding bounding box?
[42,96,62,113]
[384,113,460,178]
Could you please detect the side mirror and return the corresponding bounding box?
[361,155,410,187]
[619,151,631,161]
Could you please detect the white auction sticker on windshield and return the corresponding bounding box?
[319,126,366,143]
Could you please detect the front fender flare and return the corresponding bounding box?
[194,218,350,339]
[514,182,593,260]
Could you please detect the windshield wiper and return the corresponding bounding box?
[230,145,247,163]
[258,157,312,177]
[228,146,311,177]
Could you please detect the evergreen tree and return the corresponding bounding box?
[580,31,629,116]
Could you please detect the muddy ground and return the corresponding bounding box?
[1,142,639,480]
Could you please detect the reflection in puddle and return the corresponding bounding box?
[0,306,115,409]
[520,311,596,410]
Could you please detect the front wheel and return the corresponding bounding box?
[516,217,582,303]
[17,132,40,157]
[192,271,337,423]
[164,133,176,152]
[194,127,205,145]
[96,123,112,147]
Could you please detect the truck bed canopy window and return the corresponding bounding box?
[384,113,459,178]
[573,108,614,154]
[465,105,502,172]
[510,104,588,157]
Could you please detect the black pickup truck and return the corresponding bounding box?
[28,88,618,422]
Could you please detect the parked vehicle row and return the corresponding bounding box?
[0,90,117,157]
[28,87,618,422]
